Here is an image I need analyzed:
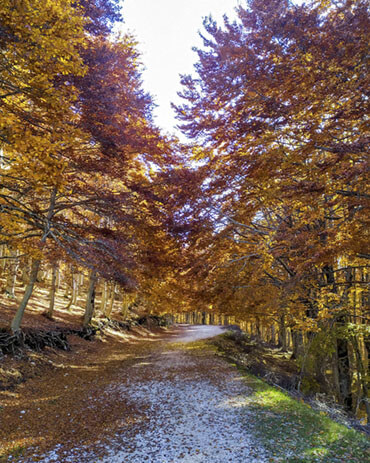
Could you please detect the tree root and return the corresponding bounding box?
[0,326,96,356]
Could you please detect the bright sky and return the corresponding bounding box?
[118,0,241,137]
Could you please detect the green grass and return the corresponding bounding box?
[238,373,369,462]
[0,444,27,462]
[202,337,370,463]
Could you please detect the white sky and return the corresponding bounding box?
[118,0,241,137]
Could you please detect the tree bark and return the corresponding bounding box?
[336,335,352,410]
[332,265,353,410]
[351,335,370,421]
[279,314,288,351]
[0,245,6,271]
[11,259,41,333]
[45,263,58,319]
[65,271,79,310]
[21,258,31,285]
[100,280,109,314]
[291,330,305,359]
[83,270,97,327]
[5,248,19,298]
[105,283,116,318]
[55,264,60,291]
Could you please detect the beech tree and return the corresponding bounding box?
[175,0,369,416]
[0,0,89,331]
[1,0,177,332]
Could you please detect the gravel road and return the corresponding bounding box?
[34,325,270,463]
[99,325,268,463]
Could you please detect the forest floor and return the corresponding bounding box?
[1,324,369,463]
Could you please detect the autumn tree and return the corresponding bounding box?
[175,0,369,415]
[1,0,178,333]
[0,0,90,331]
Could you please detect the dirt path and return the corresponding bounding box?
[96,325,268,463]
[8,325,268,463]
[3,325,369,463]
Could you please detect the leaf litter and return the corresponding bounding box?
[2,325,368,462]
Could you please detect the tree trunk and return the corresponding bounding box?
[120,290,133,319]
[100,280,109,313]
[0,245,7,271]
[65,272,79,310]
[45,263,58,319]
[121,303,129,320]
[336,335,352,410]
[351,335,370,421]
[11,259,41,333]
[5,248,19,298]
[291,330,305,359]
[270,324,276,345]
[331,265,353,411]
[55,264,61,291]
[83,270,97,328]
[105,283,116,318]
[21,258,31,285]
[255,318,261,341]
[10,187,57,332]
[279,314,288,351]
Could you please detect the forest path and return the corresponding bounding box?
[19,324,269,463]
[7,325,366,463]
[96,324,269,463]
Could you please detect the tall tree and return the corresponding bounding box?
[175,0,369,413]
[1,0,180,332]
